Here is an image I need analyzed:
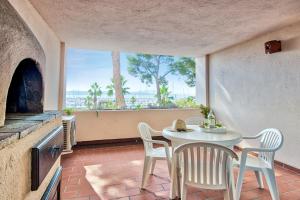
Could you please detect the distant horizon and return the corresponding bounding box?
[66,89,194,94]
[66,90,194,98]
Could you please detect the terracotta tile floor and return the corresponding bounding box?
[61,144,300,200]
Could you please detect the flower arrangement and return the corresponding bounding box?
[199,104,210,119]
[199,105,224,129]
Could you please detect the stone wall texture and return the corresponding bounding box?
[0,118,61,200]
[0,0,46,127]
[208,22,300,168]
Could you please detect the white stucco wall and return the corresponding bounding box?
[207,22,300,168]
[195,56,209,105]
[8,0,61,110]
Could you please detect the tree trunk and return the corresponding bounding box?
[155,78,161,105]
[112,51,126,108]
[93,95,97,109]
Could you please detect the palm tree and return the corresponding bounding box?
[84,96,93,109]
[112,51,126,108]
[87,82,102,109]
[160,85,173,107]
[106,83,114,97]
[106,76,130,97]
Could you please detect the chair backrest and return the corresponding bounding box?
[174,142,238,189]
[258,128,284,165]
[138,122,154,152]
[185,115,203,125]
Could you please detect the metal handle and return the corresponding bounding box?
[50,145,61,158]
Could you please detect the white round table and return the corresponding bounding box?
[163,125,242,148]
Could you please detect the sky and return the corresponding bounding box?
[66,48,195,96]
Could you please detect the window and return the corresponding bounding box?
[66,48,197,110]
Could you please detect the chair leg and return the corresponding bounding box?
[170,155,179,199]
[150,159,156,175]
[227,166,237,200]
[141,156,151,189]
[181,183,187,200]
[254,171,264,189]
[167,159,172,177]
[236,165,246,200]
[224,190,230,200]
[263,169,279,200]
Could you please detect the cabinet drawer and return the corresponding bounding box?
[31,126,63,191]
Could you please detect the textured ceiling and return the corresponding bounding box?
[29,0,300,56]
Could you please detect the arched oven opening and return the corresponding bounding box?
[6,58,43,114]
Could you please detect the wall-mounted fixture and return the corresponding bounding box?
[265,40,281,54]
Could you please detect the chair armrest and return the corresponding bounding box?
[143,138,171,159]
[148,127,162,135]
[243,131,266,139]
[143,138,168,146]
[243,136,258,139]
[242,147,276,153]
[239,147,276,166]
[243,134,261,140]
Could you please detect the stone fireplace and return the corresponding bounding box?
[0,1,63,199]
[0,0,45,127]
[6,58,44,114]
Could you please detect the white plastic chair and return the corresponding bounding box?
[235,128,284,200]
[171,142,238,200]
[138,122,172,189]
[185,115,203,125]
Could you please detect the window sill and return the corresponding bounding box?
[72,108,199,113]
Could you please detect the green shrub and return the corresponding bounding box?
[199,104,210,118]
[102,101,118,109]
[175,96,199,108]
[63,108,74,115]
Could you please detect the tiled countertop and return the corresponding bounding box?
[0,111,61,149]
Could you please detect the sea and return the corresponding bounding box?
[66,90,192,108]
